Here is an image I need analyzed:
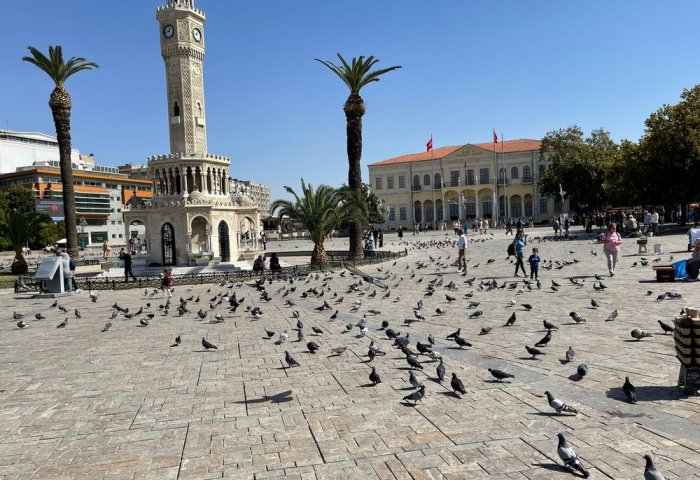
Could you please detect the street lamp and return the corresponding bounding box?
[79,217,87,250]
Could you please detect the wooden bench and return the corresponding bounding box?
[653,264,675,282]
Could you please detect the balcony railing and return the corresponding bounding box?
[433,183,442,190]
[411,185,421,192]
[450,180,460,187]
[465,178,476,186]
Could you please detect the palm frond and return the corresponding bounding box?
[316,53,401,94]
[23,45,98,87]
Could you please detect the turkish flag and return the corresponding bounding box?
[493,131,498,144]
[426,137,433,152]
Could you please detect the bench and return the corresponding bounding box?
[652,264,675,282]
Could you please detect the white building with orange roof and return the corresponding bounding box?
[368,138,570,229]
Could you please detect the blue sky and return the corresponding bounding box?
[2,0,699,202]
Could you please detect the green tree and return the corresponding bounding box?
[638,85,700,223]
[23,45,98,259]
[316,54,401,258]
[6,186,36,213]
[0,211,40,274]
[271,180,344,268]
[338,182,384,227]
[538,126,618,212]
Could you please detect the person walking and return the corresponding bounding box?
[102,240,112,258]
[528,248,541,280]
[505,218,513,235]
[120,249,138,283]
[456,229,468,272]
[602,223,622,277]
[512,230,528,277]
[161,268,173,297]
[650,209,659,236]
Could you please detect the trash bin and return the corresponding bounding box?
[674,309,700,394]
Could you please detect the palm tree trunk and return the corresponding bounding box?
[345,93,366,259]
[49,86,79,259]
[310,243,329,268]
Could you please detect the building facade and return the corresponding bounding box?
[368,139,569,229]
[229,178,270,216]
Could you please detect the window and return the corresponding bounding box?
[112,234,116,239]
[510,167,519,179]
[388,206,396,221]
[539,198,548,214]
[119,234,123,238]
[413,175,420,187]
[399,206,407,221]
[398,176,406,189]
[466,169,475,185]
[375,177,383,190]
[111,221,116,225]
[387,176,394,189]
[450,170,459,187]
[523,166,532,182]
[499,167,506,183]
[434,173,442,188]
[483,198,493,215]
[449,202,459,219]
[117,208,121,213]
[423,174,431,186]
[479,168,490,184]
[118,221,122,225]
[465,196,476,216]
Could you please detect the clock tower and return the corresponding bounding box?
[156,0,207,155]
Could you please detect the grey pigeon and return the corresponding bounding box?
[454,336,471,348]
[202,337,217,350]
[556,433,590,478]
[451,373,467,397]
[56,318,69,328]
[565,346,575,363]
[479,327,492,335]
[606,309,618,321]
[102,322,112,332]
[369,367,381,385]
[409,371,424,388]
[545,391,577,415]
[569,311,586,323]
[631,328,652,341]
[139,318,149,327]
[657,320,673,334]
[330,347,347,356]
[590,299,599,309]
[543,319,558,330]
[285,351,300,367]
[402,385,425,405]
[17,320,29,329]
[488,368,514,382]
[643,454,665,480]
[170,335,181,347]
[446,328,460,339]
[406,355,423,370]
[436,359,446,382]
[576,363,589,379]
[623,376,637,403]
[526,345,545,359]
[307,341,320,354]
[535,330,552,347]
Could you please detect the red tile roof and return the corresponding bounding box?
[369,139,541,166]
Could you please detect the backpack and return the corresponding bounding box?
[507,242,516,256]
[69,259,77,270]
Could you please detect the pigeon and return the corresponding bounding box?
[59,305,69,313]
[451,373,467,397]
[369,367,381,385]
[565,346,575,363]
[446,328,461,340]
[535,330,552,347]
[479,327,492,336]
[657,320,674,334]
[56,318,68,328]
[139,318,149,327]
[202,337,218,350]
[526,345,545,359]
[329,310,338,320]
[576,363,589,379]
[406,355,423,370]
[569,311,586,323]
[311,326,324,335]
[545,391,578,415]
[17,320,29,329]
[13,312,24,320]
[413,310,425,321]
[445,294,456,302]
[454,336,471,348]
[380,319,389,330]
[35,313,46,320]
[631,328,652,341]
[623,376,637,403]
[74,309,81,318]
[297,329,305,342]
[488,368,514,382]
[556,433,590,478]
[265,329,275,339]
[399,382,427,406]
[606,309,619,321]
[522,304,533,311]
[427,333,435,345]
[307,341,320,354]
[435,308,446,316]
[101,322,112,332]
[468,310,483,319]
[643,454,665,480]
[590,299,599,309]
[170,335,181,347]
[330,347,347,356]
[285,351,300,367]
[543,320,558,330]
[504,312,517,326]
[409,370,424,389]
[436,359,446,382]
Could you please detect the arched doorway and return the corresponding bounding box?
[161,222,175,266]
[190,217,209,254]
[218,221,230,262]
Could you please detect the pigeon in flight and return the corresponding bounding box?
[556,433,590,478]
[623,377,637,403]
[451,373,467,397]
[488,368,514,382]
[643,454,665,480]
[545,391,578,415]
[202,337,218,350]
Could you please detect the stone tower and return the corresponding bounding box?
[123,0,260,268]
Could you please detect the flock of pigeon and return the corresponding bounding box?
[7,230,691,479]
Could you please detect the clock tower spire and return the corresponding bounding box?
[156,0,207,156]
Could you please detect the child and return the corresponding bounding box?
[528,248,541,280]
[161,268,173,297]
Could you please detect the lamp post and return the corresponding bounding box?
[79,217,87,250]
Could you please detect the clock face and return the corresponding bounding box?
[192,28,202,42]
[163,24,174,39]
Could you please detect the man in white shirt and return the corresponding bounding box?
[650,209,659,236]
[457,229,468,271]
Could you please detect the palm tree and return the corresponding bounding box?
[23,46,98,260]
[1,211,38,274]
[316,54,400,258]
[271,180,343,268]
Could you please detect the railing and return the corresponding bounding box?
[522,176,533,184]
[411,185,421,191]
[433,183,442,190]
[450,180,460,187]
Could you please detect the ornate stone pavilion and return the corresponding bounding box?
[123,0,259,267]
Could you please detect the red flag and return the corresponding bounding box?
[493,130,498,144]
[426,136,433,152]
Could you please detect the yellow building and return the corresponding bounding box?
[368,139,569,229]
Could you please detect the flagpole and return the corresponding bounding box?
[430,135,436,230]
[493,130,498,225]
[502,132,508,219]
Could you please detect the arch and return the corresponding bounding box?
[194,166,203,191]
[190,216,209,254]
[523,165,532,182]
[173,101,180,117]
[510,166,519,179]
[464,195,476,217]
[524,194,533,217]
[174,167,181,194]
[413,201,422,223]
[423,174,431,186]
[499,167,506,183]
[510,195,522,218]
[186,166,195,194]
[499,195,507,218]
[206,167,212,194]
[161,222,176,266]
[218,220,230,262]
[435,199,443,222]
[482,196,493,218]
[424,200,434,224]
[412,175,420,188]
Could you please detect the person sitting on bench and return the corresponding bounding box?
[269,253,282,273]
[687,240,700,281]
[253,255,264,272]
